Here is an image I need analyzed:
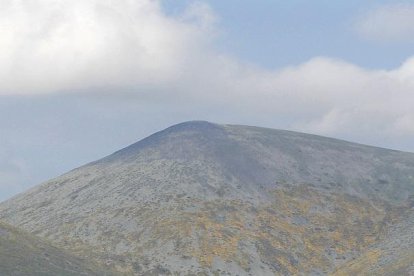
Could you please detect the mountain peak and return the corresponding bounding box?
[100,120,224,163]
[164,120,220,131]
[2,123,414,275]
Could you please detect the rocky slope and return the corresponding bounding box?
[0,220,114,276]
[1,121,414,275]
[332,209,414,276]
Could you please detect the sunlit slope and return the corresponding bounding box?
[1,121,414,275]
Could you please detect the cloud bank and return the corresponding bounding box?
[1,0,414,179]
[0,0,217,94]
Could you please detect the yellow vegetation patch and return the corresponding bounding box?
[330,249,382,276]
[47,185,406,274]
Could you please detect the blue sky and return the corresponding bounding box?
[164,0,414,69]
[1,0,414,200]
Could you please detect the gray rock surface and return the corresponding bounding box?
[0,220,114,276]
[1,121,414,275]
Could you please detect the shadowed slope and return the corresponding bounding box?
[1,121,414,275]
[0,221,114,276]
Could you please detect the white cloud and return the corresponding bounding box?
[1,0,414,145]
[181,1,218,32]
[0,0,215,94]
[206,56,414,138]
[355,3,414,42]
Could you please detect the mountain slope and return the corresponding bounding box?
[0,220,114,276]
[1,121,414,275]
[332,208,414,276]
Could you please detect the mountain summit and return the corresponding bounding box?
[1,121,414,275]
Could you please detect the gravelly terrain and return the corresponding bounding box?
[1,121,414,275]
[332,209,414,276]
[0,220,114,276]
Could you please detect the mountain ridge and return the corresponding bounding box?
[1,121,414,275]
[97,121,413,164]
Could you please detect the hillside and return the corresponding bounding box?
[332,209,414,276]
[1,121,414,275]
[0,220,114,276]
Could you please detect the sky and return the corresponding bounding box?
[1,0,414,200]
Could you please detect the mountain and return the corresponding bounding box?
[332,209,414,276]
[0,220,113,276]
[1,121,414,275]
